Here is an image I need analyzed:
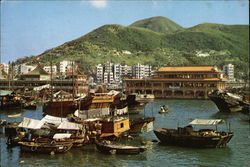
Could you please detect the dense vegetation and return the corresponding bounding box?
[17,17,249,79]
[130,16,184,34]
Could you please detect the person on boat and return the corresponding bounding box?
[161,105,168,111]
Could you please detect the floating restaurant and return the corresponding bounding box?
[124,66,227,99]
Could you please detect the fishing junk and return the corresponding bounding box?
[154,119,233,148]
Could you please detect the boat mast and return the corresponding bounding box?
[72,61,75,100]
[60,72,63,122]
[8,61,11,90]
[50,55,53,102]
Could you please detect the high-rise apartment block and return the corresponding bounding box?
[43,65,57,74]
[15,64,36,74]
[96,62,152,84]
[223,64,235,81]
[59,60,74,74]
[132,63,152,79]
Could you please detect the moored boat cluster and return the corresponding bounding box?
[1,91,156,155]
[0,90,236,156]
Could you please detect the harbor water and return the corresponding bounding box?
[0,99,249,167]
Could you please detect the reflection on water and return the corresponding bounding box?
[0,100,249,167]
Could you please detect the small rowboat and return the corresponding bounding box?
[159,105,170,114]
[18,141,73,154]
[7,113,22,118]
[95,140,146,154]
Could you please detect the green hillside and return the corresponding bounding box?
[130,16,184,33]
[16,17,249,79]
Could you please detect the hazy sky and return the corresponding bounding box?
[0,0,249,63]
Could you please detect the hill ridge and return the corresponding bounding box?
[15,16,249,79]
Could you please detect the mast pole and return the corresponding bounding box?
[72,61,75,100]
[50,55,53,102]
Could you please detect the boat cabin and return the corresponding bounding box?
[100,118,130,138]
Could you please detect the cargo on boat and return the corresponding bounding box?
[0,90,22,109]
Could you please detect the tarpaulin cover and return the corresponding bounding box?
[57,121,83,130]
[41,115,68,126]
[18,117,45,129]
[107,90,120,96]
[116,107,128,115]
[189,119,224,125]
[33,84,50,91]
[74,108,110,119]
[53,133,71,139]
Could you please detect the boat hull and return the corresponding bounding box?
[95,141,146,154]
[154,129,233,148]
[130,117,155,133]
[208,90,249,113]
[43,100,76,117]
[209,96,243,112]
[19,142,73,154]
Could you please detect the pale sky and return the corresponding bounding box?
[0,0,249,63]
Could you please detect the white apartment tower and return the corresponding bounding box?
[121,64,132,78]
[223,64,235,81]
[96,61,153,83]
[43,65,57,74]
[15,64,36,74]
[59,60,74,73]
[96,64,104,83]
[132,63,152,79]
[2,63,9,74]
[114,64,121,83]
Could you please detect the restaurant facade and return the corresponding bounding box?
[124,66,227,99]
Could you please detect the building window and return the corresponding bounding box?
[120,123,124,128]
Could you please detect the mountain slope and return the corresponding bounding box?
[130,16,183,34]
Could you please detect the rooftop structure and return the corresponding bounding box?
[20,64,50,81]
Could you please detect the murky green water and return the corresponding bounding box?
[1,100,249,167]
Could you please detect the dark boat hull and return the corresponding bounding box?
[43,96,93,117]
[209,96,243,112]
[95,141,146,154]
[154,129,233,148]
[130,117,155,133]
[19,142,73,154]
[43,100,76,117]
[208,90,249,113]
[23,105,36,110]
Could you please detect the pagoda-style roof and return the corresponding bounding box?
[124,78,227,82]
[23,64,49,75]
[157,66,219,72]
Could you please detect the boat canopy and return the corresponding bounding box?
[83,118,102,122]
[74,108,110,119]
[107,90,120,96]
[41,115,68,126]
[53,90,71,97]
[18,117,45,129]
[0,90,14,96]
[53,133,72,139]
[74,94,87,101]
[116,107,128,115]
[33,84,50,91]
[189,119,225,125]
[57,121,83,130]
